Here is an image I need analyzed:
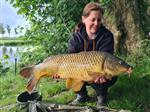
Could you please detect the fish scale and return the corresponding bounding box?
[47,52,103,80]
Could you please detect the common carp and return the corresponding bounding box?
[20,51,132,94]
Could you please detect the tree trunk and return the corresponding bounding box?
[114,0,142,54]
[104,0,150,55]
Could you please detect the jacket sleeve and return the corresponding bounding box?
[98,32,114,54]
[68,33,79,53]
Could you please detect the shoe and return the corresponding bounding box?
[70,94,90,105]
[96,95,107,108]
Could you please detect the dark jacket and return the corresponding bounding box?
[68,24,114,54]
[68,24,117,92]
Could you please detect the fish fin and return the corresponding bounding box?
[26,75,38,94]
[105,75,112,80]
[73,81,84,92]
[66,78,84,92]
[88,71,112,80]
[87,71,104,81]
[66,78,72,89]
[20,66,35,79]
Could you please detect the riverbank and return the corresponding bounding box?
[0,38,28,46]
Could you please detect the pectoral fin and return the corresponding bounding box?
[88,71,112,80]
[66,79,84,92]
[87,71,104,81]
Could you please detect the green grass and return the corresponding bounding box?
[108,75,150,111]
[0,38,27,46]
[0,56,150,112]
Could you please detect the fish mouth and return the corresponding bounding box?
[127,67,133,76]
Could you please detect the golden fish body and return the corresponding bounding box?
[34,52,105,80]
[20,51,132,93]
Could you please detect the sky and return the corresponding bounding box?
[0,0,29,37]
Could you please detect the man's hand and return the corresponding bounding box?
[52,74,108,84]
[52,74,60,79]
[94,76,108,84]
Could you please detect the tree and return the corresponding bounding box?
[0,23,5,38]
[6,25,11,38]
[100,0,150,54]
[14,27,18,37]
[114,0,149,54]
[20,27,24,33]
[8,0,94,54]
[7,0,150,55]
[17,26,24,34]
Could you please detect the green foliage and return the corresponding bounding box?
[0,64,9,76]
[139,39,150,56]
[38,79,66,98]
[14,27,19,36]
[137,0,150,37]
[46,91,74,104]
[0,72,26,107]
[7,0,95,64]
[18,45,49,67]
[0,55,10,76]
[0,38,26,46]
[0,23,5,37]
[109,73,150,111]
[6,25,11,37]
[99,0,112,7]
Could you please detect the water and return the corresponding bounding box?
[0,46,21,67]
[0,45,36,75]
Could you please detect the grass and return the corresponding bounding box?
[108,75,150,111]
[0,38,27,46]
[0,55,150,112]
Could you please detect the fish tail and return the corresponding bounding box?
[27,75,38,94]
[20,66,34,78]
[20,66,37,94]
